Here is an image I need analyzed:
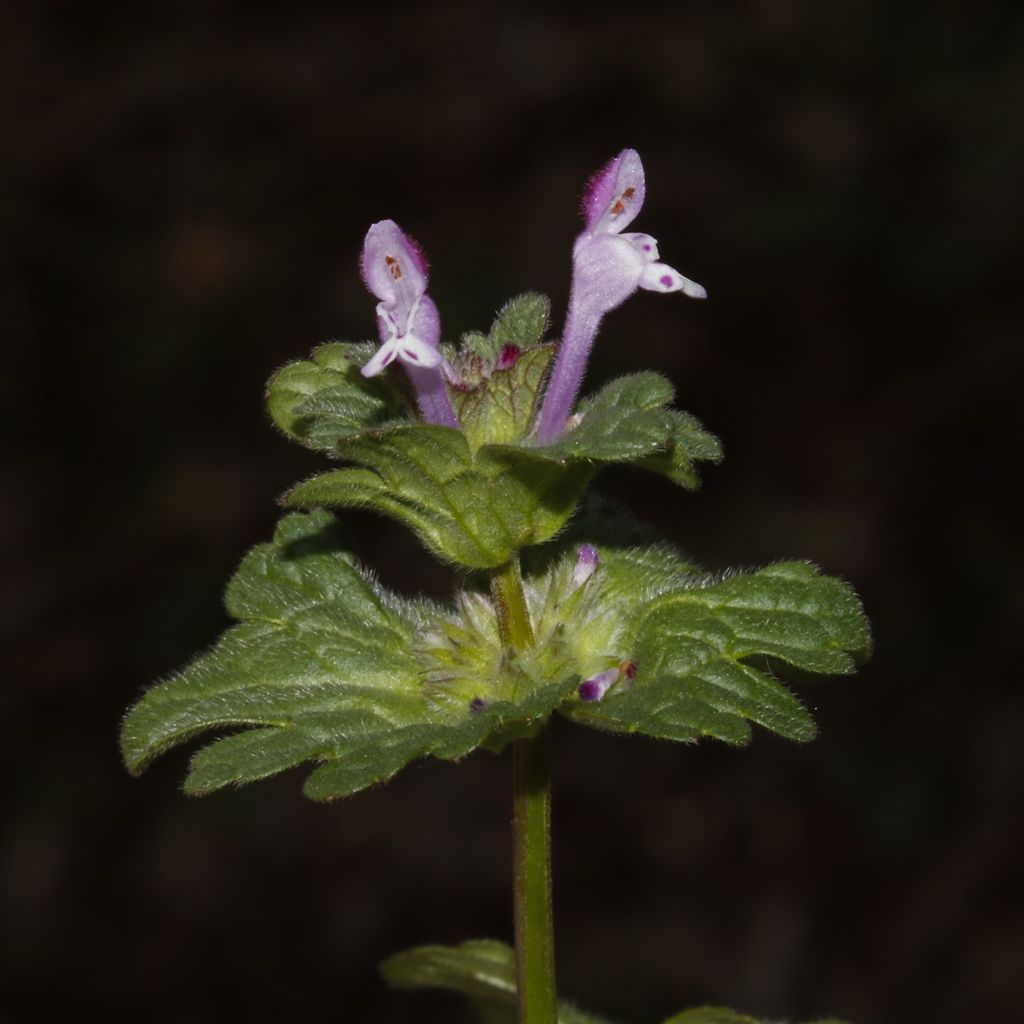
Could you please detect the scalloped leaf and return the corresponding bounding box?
[455,292,550,369]
[491,292,550,351]
[637,410,724,489]
[302,675,575,800]
[563,559,870,746]
[122,512,869,799]
[280,372,720,570]
[267,307,723,570]
[663,1011,847,1024]
[489,372,722,490]
[661,1009,760,1024]
[266,341,411,451]
[450,344,555,451]
[285,424,592,569]
[444,293,554,451]
[545,372,677,460]
[382,940,613,1024]
[381,940,849,1024]
[120,512,578,800]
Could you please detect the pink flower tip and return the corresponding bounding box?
[580,148,646,235]
[578,660,636,702]
[573,544,600,587]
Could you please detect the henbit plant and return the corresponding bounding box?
[121,149,870,1024]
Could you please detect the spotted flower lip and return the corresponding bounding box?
[535,149,705,444]
[360,219,443,378]
[577,149,706,303]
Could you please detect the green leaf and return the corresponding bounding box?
[444,293,554,451]
[381,940,849,1024]
[450,344,555,451]
[382,939,517,1008]
[266,341,410,451]
[286,424,592,569]
[452,292,549,371]
[490,292,550,351]
[661,1010,760,1024]
[302,674,575,800]
[487,372,721,491]
[461,330,498,364]
[538,372,677,462]
[663,1012,848,1024]
[597,543,698,603]
[637,410,724,489]
[122,511,869,800]
[381,940,616,1024]
[267,304,722,569]
[564,559,870,747]
[120,512,580,800]
[639,562,871,677]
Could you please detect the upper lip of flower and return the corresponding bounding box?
[575,148,707,303]
[581,148,647,236]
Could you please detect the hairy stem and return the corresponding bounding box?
[490,559,556,1024]
[535,296,601,445]
[491,558,535,649]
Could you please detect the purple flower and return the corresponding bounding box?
[361,220,440,376]
[573,543,600,587]
[578,667,619,703]
[535,149,705,444]
[579,660,636,702]
[576,150,706,303]
[360,220,457,427]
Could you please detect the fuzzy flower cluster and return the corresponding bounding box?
[357,148,704,441]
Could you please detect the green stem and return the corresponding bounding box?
[490,557,535,649]
[512,725,556,1024]
[490,558,557,1024]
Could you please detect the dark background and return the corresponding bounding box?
[3,3,1023,1022]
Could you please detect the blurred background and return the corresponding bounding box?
[3,3,1023,1022]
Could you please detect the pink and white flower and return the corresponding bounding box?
[359,219,457,427]
[575,149,706,307]
[360,219,443,377]
[535,149,705,443]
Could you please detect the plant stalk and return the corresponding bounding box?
[490,559,557,1024]
[490,557,535,649]
[512,725,556,1024]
